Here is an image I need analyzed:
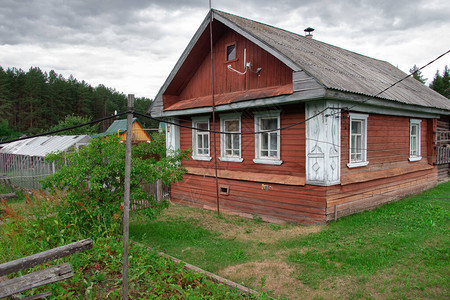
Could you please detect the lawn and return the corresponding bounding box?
[130,181,450,299]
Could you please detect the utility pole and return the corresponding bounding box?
[122,94,134,299]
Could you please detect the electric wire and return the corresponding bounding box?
[138,49,450,137]
[341,49,450,113]
[2,49,448,157]
[0,112,127,145]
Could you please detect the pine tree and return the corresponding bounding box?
[430,65,450,99]
[409,65,427,84]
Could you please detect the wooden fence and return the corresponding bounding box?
[0,239,93,299]
[436,130,450,165]
[0,153,56,190]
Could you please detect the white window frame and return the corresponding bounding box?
[409,119,422,162]
[192,116,212,161]
[347,113,369,168]
[253,110,282,165]
[219,113,243,162]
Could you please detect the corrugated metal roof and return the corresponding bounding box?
[104,118,138,135]
[214,10,450,110]
[0,135,91,157]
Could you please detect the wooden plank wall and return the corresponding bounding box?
[172,109,439,224]
[330,113,437,220]
[171,103,328,223]
[165,28,293,103]
[171,175,326,224]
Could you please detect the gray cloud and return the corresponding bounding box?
[0,0,448,97]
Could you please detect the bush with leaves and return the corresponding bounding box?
[42,134,190,238]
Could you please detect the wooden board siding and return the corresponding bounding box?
[163,26,293,110]
[326,167,437,221]
[171,174,327,224]
[119,121,151,142]
[341,114,431,178]
[172,108,439,224]
[330,113,438,220]
[171,103,324,223]
[180,103,306,177]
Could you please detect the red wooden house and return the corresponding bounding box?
[149,10,450,224]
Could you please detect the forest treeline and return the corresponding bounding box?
[0,66,157,139]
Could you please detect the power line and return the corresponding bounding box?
[138,49,450,137]
[0,112,127,145]
[342,48,450,112]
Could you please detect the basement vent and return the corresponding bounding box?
[219,185,230,196]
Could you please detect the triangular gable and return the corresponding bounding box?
[150,9,450,117]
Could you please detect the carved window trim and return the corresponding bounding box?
[219,112,243,162]
[409,119,422,161]
[253,110,283,165]
[192,116,212,161]
[347,113,369,168]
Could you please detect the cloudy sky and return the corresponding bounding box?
[1,0,449,99]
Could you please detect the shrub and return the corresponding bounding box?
[42,134,190,238]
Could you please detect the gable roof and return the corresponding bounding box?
[104,118,139,135]
[150,9,450,116]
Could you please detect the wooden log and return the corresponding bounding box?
[131,241,259,296]
[11,291,52,300]
[0,193,17,199]
[186,166,306,185]
[0,263,73,298]
[0,239,92,276]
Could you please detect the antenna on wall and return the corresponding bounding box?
[228,48,262,76]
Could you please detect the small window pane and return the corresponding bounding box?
[225,120,239,132]
[262,118,277,131]
[197,122,208,130]
[233,134,239,149]
[204,135,209,149]
[351,120,361,134]
[227,44,236,61]
[197,135,203,149]
[262,133,269,150]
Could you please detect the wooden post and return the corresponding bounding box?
[122,94,134,300]
[156,179,162,202]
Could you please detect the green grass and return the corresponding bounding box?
[131,182,450,299]
[130,214,254,272]
[0,191,260,299]
[284,183,449,297]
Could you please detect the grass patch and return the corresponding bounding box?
[0,191,261,299]
[130,212,254,272]
[132,182,450,299]
[285,183,449,291]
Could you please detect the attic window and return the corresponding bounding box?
[226,44,236,61]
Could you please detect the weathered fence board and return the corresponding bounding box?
[132,241,259,296]
[0,263,73,298]
[0,239,92,277]
[10,291,52,300]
